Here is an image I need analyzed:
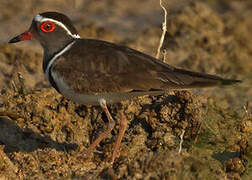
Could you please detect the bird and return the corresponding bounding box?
[9,11,241,164]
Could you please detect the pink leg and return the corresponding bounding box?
[81,99,115,158]
[110,110,127,164]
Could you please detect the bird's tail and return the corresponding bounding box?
[160,67,242,89]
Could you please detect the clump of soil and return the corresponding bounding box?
[0,82,203,178]
[0,44,45,90]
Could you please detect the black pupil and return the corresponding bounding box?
[45,23,51,30]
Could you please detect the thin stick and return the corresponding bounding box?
[243,101,251,119]
[156,0,168,61]
[178,129,185,154]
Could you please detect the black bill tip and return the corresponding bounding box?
[9,36,21,43]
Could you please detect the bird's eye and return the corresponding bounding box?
[40,22,55,33]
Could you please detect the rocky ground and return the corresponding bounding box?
[0,0,251,179]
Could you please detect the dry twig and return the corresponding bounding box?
[178,129,185,154]
[156,0,168,61]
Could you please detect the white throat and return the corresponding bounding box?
[45,41,76,81]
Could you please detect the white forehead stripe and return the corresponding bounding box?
[34,14,80,39]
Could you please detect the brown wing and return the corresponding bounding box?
[52,39,240,95]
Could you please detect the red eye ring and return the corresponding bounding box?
[40,21,55,33]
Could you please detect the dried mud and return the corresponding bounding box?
[0,0,251,179]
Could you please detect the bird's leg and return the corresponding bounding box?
[82,99,115,158]
[110,110,127,164]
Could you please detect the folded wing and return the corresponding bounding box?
[52,39,241,95]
